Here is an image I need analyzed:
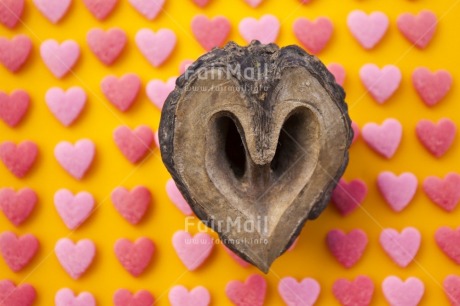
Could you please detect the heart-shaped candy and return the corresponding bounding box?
[113,125,154,163]
[412,68,452,107]
[0,280,36,306]
[331,178,367,216]
[83,0,118,20]
[362,118,402,159]
[33,0,71,23]
[332,276,374,306]
[54,139,95,180]
[172,230,214,271]
[239,15,280,44]
[114,237,154,277]
[146,77,176,110]
[0,187,36,226]
[416,118,456,157]
[293,17,334,54]
[347,10,389,49]
[360,64,402,103]
[0,231,39,272]
[101,74,141,112]
[0,141,38,178]
[327,229,368,268]
[377,172,418,212]
[423,173,460,211]
[0,0,24,28]
[114,289,154,306]
[55,288,96,306]
[278,277,320,306]
[169,285,210,306]
[54,189,94,230]
[191,15,231,51]
[111,186,151,224]
[40,39,80,78]
[382,276,425,306]
[87,28,127,66]
[0,35,32,73]
[397,10,437,49]
[226,274,266,306]
[135,29,176,67]
[55,238,96,279]
[45,86,86,126]
[380,227,421,267]
[0,90,30,127]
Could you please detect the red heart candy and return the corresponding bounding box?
[0,35,32,73]
[0,90,30,127]
[226,274,267,306]
[83,0,118,20]
[331,178,367,216]
[416,118,456,157]
[114,237,155,277]
[191,15,231,51]
[0,187,37,226]
[333,276,374,306]
[113,125,154,163]
[111,186,151,224]
[397,10,437,49]
[0,141,38,178]
[293,17,334,54]
[87,28,127,65]
[327,229,368,268]
[436,226,460,264]
[101,74,141,112]
[412,68,452,106]
[423,173,460,211]
[0,231,39,272]
[0,280,36,306]
[0,0,24,28]
[444,275,460,306]
[113,289,154,306]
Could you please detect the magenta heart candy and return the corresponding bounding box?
[444,275,460,306]
[45,86,87,126]
[146,77,176,110]
[416,118,456,157]
[54,189,94,230]
[327,63,345,86]
[54,139,95,180]
[0,280,36,306]
[55,238,96,279]
[169,285,210,306]
[226,274,267,306]
[412,68,452,107]
[172,230,214,271]
[87,28,127,66]
[436,226,460,264]
[327,229,368,268]
[101,74,141,112]
[0,0,24,28]
[0,141,38,178]
[347,10,389,49]
[114,289,154,306]
[423,173,460,211]
[0,187,37,226]
[293,17,334,54]
[382,276,425,306]
[113,125,154,163]
[397,10,437,49]
[360,64,402,103]
[40,39,80,78]
[278,277,320,306]
[331,178,367,216]
[0,35,32,73]
[0,89,30,127]
[239,15,280,44]
[111,186,151,224]
[83,0,118,20]
[377,171,418,212]
[55,288,96,306]
[33,0,71,23]
[362,118,402,159]
[128,0,164,20]
[114,237,155,277]
[0,231,39,272]
[333,276,374,306]
[135,28,176,67]
[380,227,421,267]
[191,15,231,51]
[166,179,193,215]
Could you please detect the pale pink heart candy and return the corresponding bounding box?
[146,77,176,110]
[327,63,345,86]
[0,187,36,226]
[416,118,456,157]
[0,35,32,73]
[113,125,154,163]
[135,28,176,67]
[166,179,193,215]
[40,39,80,78]
[226,274,267,306]
[436,226,460,264]
[360,64,402,103]
[114,289,154,306]
[83,0,118,20]
[111,186,151,224]
[244,0,263,8]
[169,285,210,306]
[114,237,155,277]
[55,288,96,306]
[423,173,460,212]
[0,0,24,28]
[377,171,418,212]
[54,189,94,230]
[332,276,374,306]
[443,275,460,306]
[223,245,250,268]
[0,231,39,272]
[351,122,360,144]
[397,10,437,49]
[0,89,30,127]
[362,118,403,159]
[382,276,424,306]
[172,230,214,271]
[33,0,71,23]
[101,74,141,112]
[347,10,389,49]
[0,280,36,306]
[331,178,368,216]
[412,68,452,106]
[278,277,320,306]
[326,229,368,268]
[55,238,96,279]
[293,17,334,54]
[0,141,38,178]
[179,59,193,74]
[239,15,280,44]
[191,15,231,51]
[87,28,127,66]
[380,227,421,267]
[54,139,95,180]
[45,86,87,126]
[129,0,164,20]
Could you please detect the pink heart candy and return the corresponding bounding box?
[172,230,214,271]
[0,231,38,272]
[135,28,176,67]
[278,277,320,306]
[111,186,151,224]
[33,0,71,23]
[239,14,280,44]
[55,288,96,306]
[54,189,94,230]
[416,118,456,157]
[129,0,164,20]
[397,10,437,49]
[360,64,401,103]
[223,245,250,268]
[114,289,154,306]
[0,140,38,178]
[0,187,36,226]
[0,0,24,28]
[333,276,374,306]
[293,17,334,54]
[377,171,418,212]
[0,89,30,127]
[87,28,127,66]
[0,280,36,306]
[83,0,118,20]
[113,125,154,163]
[226,274,267,306]
[40,39,80,78]
[380,227,421,267]
[412,68,452,107]
[146,77,176,110]
[191,0,211,8]
[166,179,193,215]
[45,86,87,126]
[101,74,141,112]
[0,35,32,73]
[347,10,389,49]
[179,59,193,74]
[444,275,460,306]
[362,118,403,159]
[114,237,155,277]
[244,0,263,7]
[54,139,95,180]
[191,15,231,51]
[351,121,360,144]
[326,229,368,268]
[169,285,210,306]
[382,276,424,306]
[423,173,460,212]
[331,178,367,216]
[436,226,460,264]
[55,238,96,279]
[327,63,345,86]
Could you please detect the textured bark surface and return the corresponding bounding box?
[159,41,353,273]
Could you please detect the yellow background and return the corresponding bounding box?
[1,0,460,305]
